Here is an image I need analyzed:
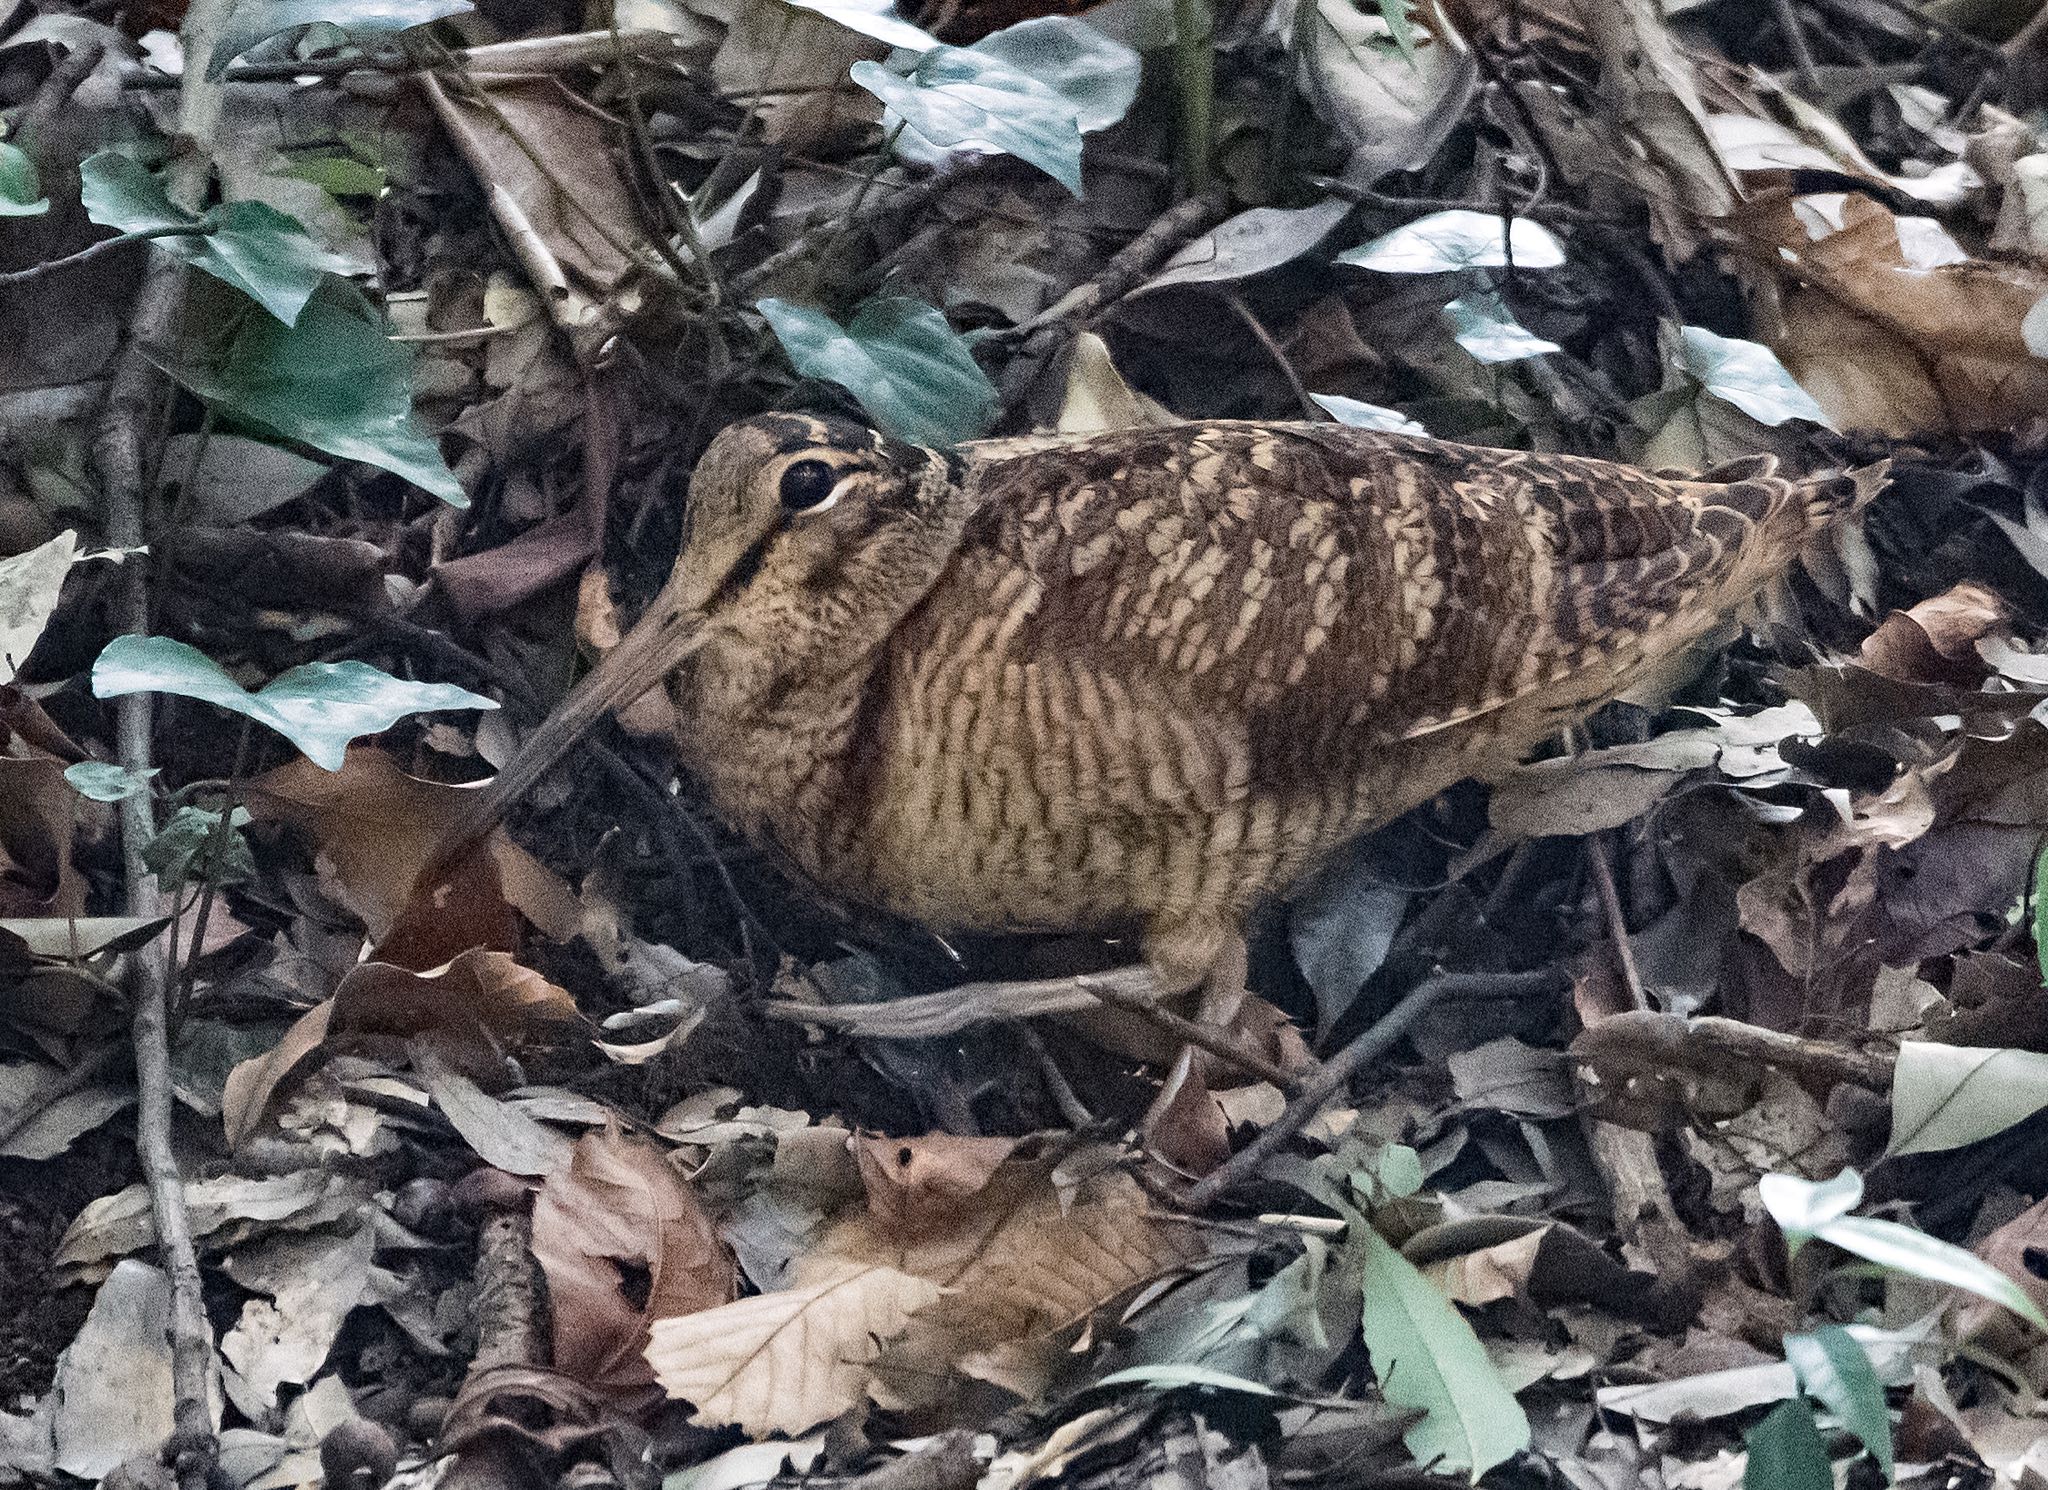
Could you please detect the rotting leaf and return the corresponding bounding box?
[0,530,77,685]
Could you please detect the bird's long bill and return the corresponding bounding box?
[427,589,709,879]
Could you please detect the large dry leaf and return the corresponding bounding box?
[245,746,577,951]
[220,948,580,1146]
[534,1130,736,1392]
[645,1258,941,1436]
[1743,192,2048,435]
[825,1142,1205,1403]
[0,757,85,918]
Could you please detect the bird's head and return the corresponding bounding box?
[425,413,967,873]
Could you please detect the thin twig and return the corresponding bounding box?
[1020,1025,1094,1128]
[1182,969,1559,1209]
[1226,294,1318,420]
[0,225,214,288]
[87,3,235,1482]
[1770,0,1825,97]
[1080,973,1304,1094]
[1587,832,1648,1012]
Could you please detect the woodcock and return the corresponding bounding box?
[440,414,1886,996]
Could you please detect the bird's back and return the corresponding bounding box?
[788,422,1883,949]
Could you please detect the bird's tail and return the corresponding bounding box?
[1738,458,1892,631]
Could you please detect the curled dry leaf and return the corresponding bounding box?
[220,947,581,1147]
[1857,582,2009,686]
[645,1258,942,1437]
[534,1130,737,1393]
[246,746,578,951]
[1745,192,2048,435]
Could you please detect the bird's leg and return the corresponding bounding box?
[1142,918,1251,1028]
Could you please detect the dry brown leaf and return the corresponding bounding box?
[535,1130,736,1392]
[0,756,85,918]
[645,1258,942,1437]
[852,1133,1018,1233]
[220,948,581,1146]
[1743,192,2048,435]
[1140,1051,1231,1177]
[246,746,578,951]
[825,1144,1203,1385]
[1858,582,2009,686]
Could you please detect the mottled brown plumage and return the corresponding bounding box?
[443,414,1885,991]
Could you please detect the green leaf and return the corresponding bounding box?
[1337,209,1565,273]
[64,762,159,803]
[80,153,352,326]
[852,47,1088,194]
[1673,326,1834,430]
[1785,1326,1894,1479]
[968,18,1141,133]
[144,805,255,890]
[2033,837,2048,984]
[91,634,497,772]
[1889,1042,2048,1156]
[1443,292,1560,364]
[0,140,48,217]
[1744,1399,1833,1490]
[787,0,938,50]
[1760,1169,2048,1332]
[1310,392,1427,434]
[1814,1215,2048,1331]
[1757,1170,1863,1242]
[757,296,999,447]
[1357,1225,1529,1479]
[147,279,465,505]
[211,0,474,78]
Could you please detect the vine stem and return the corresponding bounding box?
[1170,0,1216,194]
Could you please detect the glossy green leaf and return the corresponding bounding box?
[853,47,1088,194]
[92,634,497,772]
[1338,209,1565,273]
[2033,837,2048,984]
[1443,292,1560,364]
[1310,392,1427,434]
[1757,1170,1863,1241]
[1744,1399,1833,1490]
[1674,326,1834,430]
[788,0,938,50]
[1889,1042,2048,1155]
[0,141,48,217]
[64,762,158,803]
[146,280,465,505]
[1357,1224,1529,1479]
[1785,1326,1893,1479]
[757,296,999,447]
[969,18,1141,132]
[210,0,474,77]
[144,805,255,890]
[80,152,352,326]
[1760,1169,2048,1331]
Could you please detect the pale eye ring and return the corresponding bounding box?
[779,459,840,513]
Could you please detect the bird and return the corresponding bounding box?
[432,413,1886,1005]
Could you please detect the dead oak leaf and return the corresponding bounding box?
[644,1258,942,1437]
[535,1130,737,1393]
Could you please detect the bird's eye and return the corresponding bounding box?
[779,459,840,513]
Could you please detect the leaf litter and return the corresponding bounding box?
[7,0,2048,1484]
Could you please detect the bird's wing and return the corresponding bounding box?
[927,421,1861,809]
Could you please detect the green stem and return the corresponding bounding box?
[1171,0,1216,195]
